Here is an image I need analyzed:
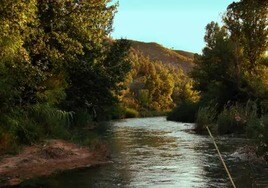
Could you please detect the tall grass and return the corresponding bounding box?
[72,110,93,127]
[217,101,258,134]
[29,104,74,138]
[0,104,74,154]
[258,115,268,157]
[247,114,268,157]
[195,105,217,133]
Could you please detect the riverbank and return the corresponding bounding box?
[0,139,111,187]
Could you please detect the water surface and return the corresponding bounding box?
[20,117,267,187]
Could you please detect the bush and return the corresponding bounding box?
[4,109,43,145]
[125,108,139,118]
[246,117,262,138]
[0,103,74,154]
[247,114,268,158]
[139,109,167,117]
[258,114,268,157]
[72,110,93,127]
[102,105,139,119]
[109,105,127,119]
[217,102,257,134]
[217,108,238,134]
[167,101,199,123]
[195,105,217,133]
[29,104,73,139]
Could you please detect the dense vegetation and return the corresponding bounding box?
[117,50,198,118]
[0,0,197,154]
[167,0,268,157]
[0,0,132,153]
[0,0,267,160]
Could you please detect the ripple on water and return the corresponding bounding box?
[20,117,268,188]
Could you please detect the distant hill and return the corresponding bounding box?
[128,40,195,73]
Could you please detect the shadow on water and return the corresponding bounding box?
[19,117,267,188]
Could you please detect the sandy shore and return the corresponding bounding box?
[0,139,111,187]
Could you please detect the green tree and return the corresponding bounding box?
[0,0,39,111]
[65,39,131,118]
[0,0,132,151]
[191,22,242,108]
[224,0,268,72]
[223,0,268,109]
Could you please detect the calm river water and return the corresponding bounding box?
[20,117,267,188]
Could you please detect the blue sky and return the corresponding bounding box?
[111,0,237,53]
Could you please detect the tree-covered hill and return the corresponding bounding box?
[128,40,195,73]
[116,40,198,117]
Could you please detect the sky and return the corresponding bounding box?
[111,0,237,53]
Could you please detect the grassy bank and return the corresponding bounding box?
[0,105,102,155]
[167,101,268,159]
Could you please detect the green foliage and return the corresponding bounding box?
[125,108,139,118]
[195,105,217,133]
[188,1,268,157]
[139,110,167,118]
[217,108,239,134]
[217,101,258,134]
[0,103,73,154]
[29,104,73,137]
[138,89,150,107]
[243,66,268,111]
[0,0,133,153]
[71,111,93,128]
[257,115,268,157]
[108,105,127,120]
[0,109,42,145]
[247,114,268,157]
[64,39,131,118]
[167,101,199,123]
[105,105,139,119]
[191,1,268,109]
[223,0,268,72]
[191,21,243,109]
[121,51,198,114]
[166,0,267,159]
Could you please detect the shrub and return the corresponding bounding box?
[217,108,237,134]
[217,102,258,134]
[195,105,217,133]
[125,108,139,118]
[167,101,199,123]
[258,114,268,157]
[247,114,268,158]
[109,105,126,119]
[139,110,167,117]
[72,110,93,127]
[0,103,73,154]
[102,105,139,120]
[246,117,262,138]
[29,104,73,139]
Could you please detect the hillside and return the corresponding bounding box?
[129,40,195,73]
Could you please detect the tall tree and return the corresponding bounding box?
[0,0,132,117]
[223,0,268,72]
[191,22,241,107]
[0,0,39,111]
[191,0,268,108]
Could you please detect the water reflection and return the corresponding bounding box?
[20,117,267,188]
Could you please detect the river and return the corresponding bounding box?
[19,117,267,188]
